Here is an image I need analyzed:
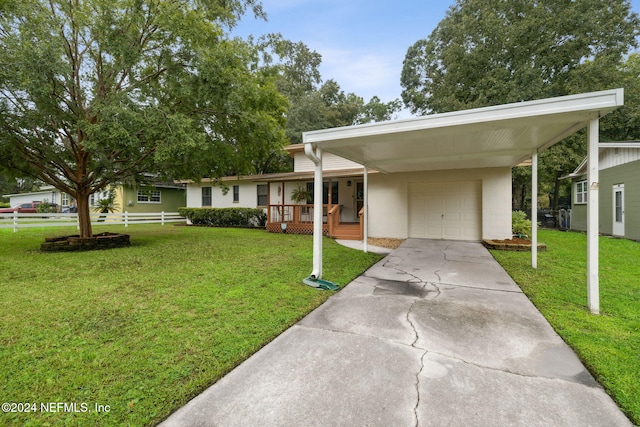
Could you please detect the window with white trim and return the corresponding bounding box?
[257,184,267,207]
[575,180,587,204]
[233,185,239,203]
[202,187,212,206]
[137,190,161,203]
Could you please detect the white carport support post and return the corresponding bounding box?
[531,151,538,269]
[305,143,323,279]
[363,165,368,253]
[587,118,600,314]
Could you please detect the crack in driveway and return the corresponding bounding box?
[406,300,427,427]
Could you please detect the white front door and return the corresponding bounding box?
[613,184,625,236]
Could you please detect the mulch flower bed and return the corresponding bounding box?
[482,237,547,252]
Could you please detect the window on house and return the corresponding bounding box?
[89,194,95,206]
[202,187,212,206]
[306,181,338,204]
[575,180,587,204]
[137,190,161,203]
[257,184,268,206]
[233,185,239,203]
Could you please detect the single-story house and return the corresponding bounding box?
[112,184,186,213]
[184,144,368,239]
[7,183,185,213]
[185,90,626,245]
[185,89,623,313]
[302,89,623,315]
[6,187,63,208]
[563,142,640,240]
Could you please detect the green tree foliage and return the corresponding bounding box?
[0,173,41,202]
[401,0,639,115]
[259,34,402,148]
[401,0,639,210]
[0,0,287,238]
[282,78,401,145]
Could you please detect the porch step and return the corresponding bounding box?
[332,224,362,240]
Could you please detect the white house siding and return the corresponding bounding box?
[600,147,640,170]
[293,152,363,173]
[270,181,307,206]
[9,190,60,207]
[186,184,202,207]
[186,180,265,209]
[368,168,512,240]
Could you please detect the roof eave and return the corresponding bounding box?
[303,89,623,147]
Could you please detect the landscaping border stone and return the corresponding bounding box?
[41,232,130,252]
[482,239,547,252]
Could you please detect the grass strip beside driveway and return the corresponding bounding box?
[490,230,640,425]
[0,225,382,427]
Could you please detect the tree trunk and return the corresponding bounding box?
[76,193,93,238]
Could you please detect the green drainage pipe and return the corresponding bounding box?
[302,276,340,291]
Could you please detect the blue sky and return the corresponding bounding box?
[233,1,640,118]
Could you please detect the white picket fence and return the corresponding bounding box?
[0,211,185,232]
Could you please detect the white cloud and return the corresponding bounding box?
[316,46,405,103]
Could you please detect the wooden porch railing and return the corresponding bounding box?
[327,204,341,238]
[267,204,364,240]
[268,204,317,224]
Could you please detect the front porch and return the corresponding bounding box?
[266,203,364,240]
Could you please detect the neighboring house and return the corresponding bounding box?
[6,187,63,208]
[111,184,186,213]
[8,184,185,214]
[563,142,640,240]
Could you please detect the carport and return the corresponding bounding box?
[303,88,624,314]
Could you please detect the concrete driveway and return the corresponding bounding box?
[159,239,632,427]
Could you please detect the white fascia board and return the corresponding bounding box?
[572,157,589,175]
[303,89,624,146]
[5,190,57,197]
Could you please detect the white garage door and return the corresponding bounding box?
[408,181,482,240]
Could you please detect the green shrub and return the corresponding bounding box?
[178,207,267,228]
[512,210,532,238]
[36,200,57,213]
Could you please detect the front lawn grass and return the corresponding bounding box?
[490,229,640,425]
[0,225,382,427]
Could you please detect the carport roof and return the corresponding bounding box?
[303,89,624,173]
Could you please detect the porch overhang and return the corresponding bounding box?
[303,89,623,173]
[303,89,624,314]
[250,168,370,182]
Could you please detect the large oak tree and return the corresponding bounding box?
[400,0,639,210]
[0,0,288,238]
